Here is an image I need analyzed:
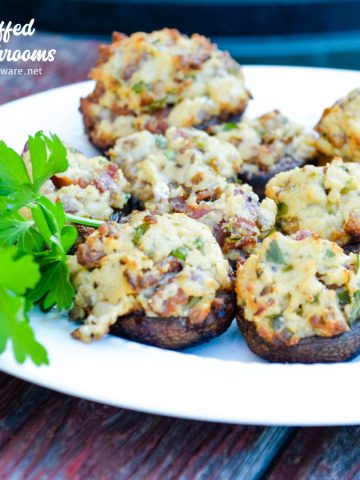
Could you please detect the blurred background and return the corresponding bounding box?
[3,0,360,69]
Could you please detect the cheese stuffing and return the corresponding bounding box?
[80,29,251,149]
[69,212,232,341]
[236,231,360,345]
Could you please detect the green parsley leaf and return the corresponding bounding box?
[0,141,32,196]
[29,260,75,311]
[170,246,188,261]
[223,122,238,131]
[132,81,145,93]
[28,132,68,193]
[337,289,351,305]
[27,197,77,311]
[0,247,48,366]
[0,132,69,217]
[133,223,150,246]
[276,202,288,218]
[350,290,360,326]
[147,98,167,112]
[266,240,286,265]
[194,237,204,251]
[326,249,336,258]
[0,213,33,247]
[0,247,40,294]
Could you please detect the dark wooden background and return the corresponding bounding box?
[0,33,360,480]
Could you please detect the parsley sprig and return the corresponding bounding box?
[0,247,48,365]
[0,132,103,366]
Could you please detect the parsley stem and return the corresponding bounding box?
[27,202,104,228]
[65,214,104,228]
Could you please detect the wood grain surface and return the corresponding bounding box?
[0,373,292,480]
[1,32,360,480]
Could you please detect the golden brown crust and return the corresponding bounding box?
[110,289,235,349]
[315,88,360,162]
[236,308,360,363]
[80,29,251,150]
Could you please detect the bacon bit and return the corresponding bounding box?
[293,230,315,241]
[157,257,183,275]
[52,175,73,188]
[195,188,216,202]
[123,52,149,81]
[309,314,324,329]
[124,269,140,291]
[168,196,187,213]
[138,272,160,289]
[107,163,119,178]
[77,178,89,189]
[145,117,170,134]
[229,216,258,236]
[98,222,121,238]
[345,212,360,239]
[150,287,188,317]
[157,120,170,134]
[110,105,134,116]
[94,166,119,193]
[76,225,96,242]
[143,212,158,224]
[212,223,226,246]
[175,52,211,70]
[125,257,183,292]
[254,299,274,316]
[186,204,213,219]
[76,241,105,269]
[309,314,348,336]
[123,63,140,81]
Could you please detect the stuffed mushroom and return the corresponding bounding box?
[213,110,317,197]
[266,158,360,248]
[23,145,130,221]
[236,231,360,363]
[316,88,360,163]
[109,127,276,262]
[69,212,235,349]
[80,29,251,150]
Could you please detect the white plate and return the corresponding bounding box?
[1,66,360,426]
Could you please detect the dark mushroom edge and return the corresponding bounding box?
[236,307,360,363]
[110,288,235,349]
[239,156,309,199]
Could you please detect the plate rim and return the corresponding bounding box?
[1,65,360,426]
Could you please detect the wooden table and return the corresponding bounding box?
[1,32,360,480]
